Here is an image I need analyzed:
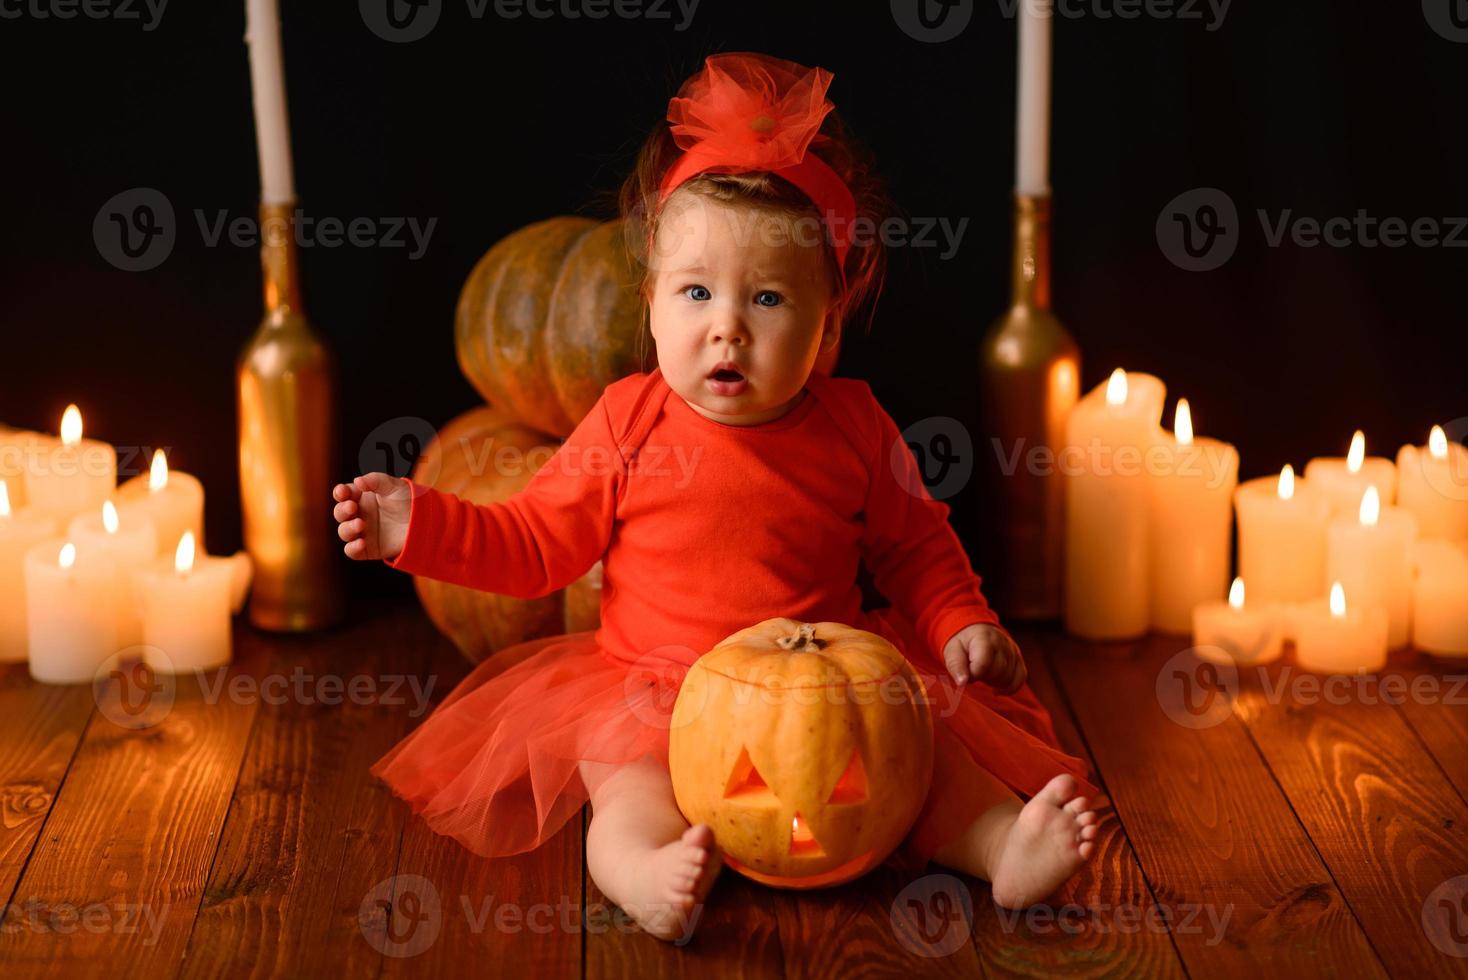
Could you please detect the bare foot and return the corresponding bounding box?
[620,824,723,942]
[989,773,1099,909]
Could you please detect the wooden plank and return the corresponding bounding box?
[1236,650,1468,976]
[1391,653,1468,806]
[1041,631,1386,978]
[0,620,270,977]
[583,806,786,980]
[0,664,96,913]
[376,627,583,980]
[771,863,983,980]
[177,599,433,979]
[964,628,1186,980]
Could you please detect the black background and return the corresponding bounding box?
[2,0,1464,604]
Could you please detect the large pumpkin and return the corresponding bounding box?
[669,619,934,889]
[410,406,600,663]
[456,216,842,439]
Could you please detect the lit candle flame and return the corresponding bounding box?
[60,405,83,447]
[1228,577,1245,610]
[59,542,77,570]
[791,814,800,835]
[1329,582,1346,618]
[102,500,119,535]
[149,449,169,491]
[1105,368,1128,406]
[0,480,9,519]
[1277,464,1296,501]
[1359,486,1380,527]
[1429,425,1448,459]
[175,531,196,576]
[1347,430,1365,473]
[1175,398,1194,446]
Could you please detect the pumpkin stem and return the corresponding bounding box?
[775,623,827,652]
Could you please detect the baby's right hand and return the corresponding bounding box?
[332,472,412,562]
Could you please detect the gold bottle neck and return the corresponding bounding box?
[259,202,304,315]
[1010,192,1052,311]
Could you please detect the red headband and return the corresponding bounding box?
[655,52,857,291]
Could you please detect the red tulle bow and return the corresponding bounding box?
[666,52,836,174]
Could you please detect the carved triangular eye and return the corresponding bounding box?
[826,749,868,804]
[724,746,777,804]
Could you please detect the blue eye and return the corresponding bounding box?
[754,291,783,307]
[684,285,711,301]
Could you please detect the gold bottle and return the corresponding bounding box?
[236,203,344,631]
[979,193,1080,621]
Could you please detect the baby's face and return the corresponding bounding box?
[647,192,840,426]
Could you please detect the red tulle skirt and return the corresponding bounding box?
[370,608,1100,873]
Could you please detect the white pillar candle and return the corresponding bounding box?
[1412,540,1468,656]
[25,405,116,527]
[1015,0,1052,195]
[1064,368,1167,640]
[1294,582,1388,674]
[1324,487,1418,649]
[115,449,205,556]
[1397,426,1468,540]
[1304,430,1397,519]
[1234,465,1332,605]
[1149,398,1240,633]
[66,501,159,654]
[132,532,235,673]
[246,0,297,205]
[1192,577,1283,666]
[0,426,48,510]
[0,480,59,663]
[25,539,119,684]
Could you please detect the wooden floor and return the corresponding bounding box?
[2,595,1467,978]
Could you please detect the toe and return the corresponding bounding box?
[1035,773,1078,806]
[1077,810,1099,827]
[1079,824,1099,842]
[1063,796,1090,815]
[1078,839,1095,860]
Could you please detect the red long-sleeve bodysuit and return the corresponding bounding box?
[370,367,1097,868]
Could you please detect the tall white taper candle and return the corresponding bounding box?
[246,0,296,205]
[1016,0,1052,195]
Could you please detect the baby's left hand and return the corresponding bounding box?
[942,624,1027,694]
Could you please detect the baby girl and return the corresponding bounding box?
[332,53,1099,943]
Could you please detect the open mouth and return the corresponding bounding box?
[706,362,749,396]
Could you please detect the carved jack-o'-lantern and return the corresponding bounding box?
[669,619,935,889]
